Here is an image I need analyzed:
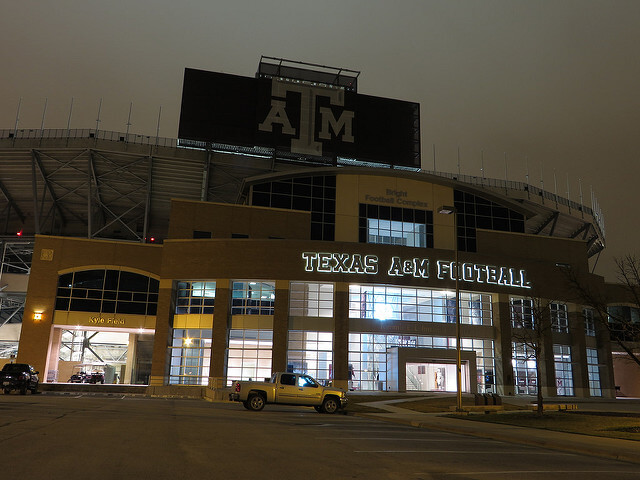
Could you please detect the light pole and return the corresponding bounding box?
[439,205,462,412]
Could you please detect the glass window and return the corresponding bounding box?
[72,270,105,289]
[551,303,569,333]
[359,203,433,248]
[553,344,574,396]
[59,329,130,368]
[512,342,537,395]
[586,347,602,397]
[584,308,596,336]
[119,271,150,293]
[287,331,333,384]
[168,329,212,385]
[175,281,216,314]
[298,375,318,388]
[116,301,146,315]
[55,269,158,316]
[193,230,212,239]
[453,189,525,253]
[348,333,495,393]
[226,329,273,383]
[231,281,275,315]
[104,270,119,291]
[510,297,534,329]
[250,175,336,241]
[348,284,492,326]
[289,282,334,317]
[607,305,640,342]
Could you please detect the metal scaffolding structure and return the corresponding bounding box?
[0,129,608,336]
[0,131,278,242]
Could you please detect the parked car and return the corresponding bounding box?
[69,369,88,383]
[87,371,105,384]
[1,363,39,395]
[68,365,105,384]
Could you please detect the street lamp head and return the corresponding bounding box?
[439,205,456,215]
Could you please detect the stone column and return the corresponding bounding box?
[595,310,617,398]
[539,306,556,398]
[271,280,290,373]
[125,333,137,384]
[494,294,514,396]
[149,279,173,386]
[332,282,349,391]
[45,327,63,383]
[209,279,230,389]
[568,304,589,397]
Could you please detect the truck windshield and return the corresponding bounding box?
[298,375,318,388]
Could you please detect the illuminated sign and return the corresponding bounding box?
[89,316,126,326]
[302,252,531,289]
[302,252,378,274]
[435,260,530,288]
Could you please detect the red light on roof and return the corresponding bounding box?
[16,230,22,236]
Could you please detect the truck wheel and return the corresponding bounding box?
[314,406,324,413]
[321,396,339,414]
[247,393,265,411]
[3,389,9,395]
[30,383,38,394]
[242,400,252,410]
[20,384,27,395]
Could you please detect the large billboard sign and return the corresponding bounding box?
[178,68,420,167]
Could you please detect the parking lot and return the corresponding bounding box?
[1,393,639,479]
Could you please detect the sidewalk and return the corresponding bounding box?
[350,396,640,465]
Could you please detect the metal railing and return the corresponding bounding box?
[421,169,605,240]
[1,128,178,148]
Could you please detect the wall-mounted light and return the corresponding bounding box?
[33,312,43,321]
[438,205,455,215]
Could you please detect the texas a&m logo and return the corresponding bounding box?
[258,78,355,156]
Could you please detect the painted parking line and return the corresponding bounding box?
[291,427,462,433]
[354,450,576,455]
[438,471,640,476]
[317,437,485,441]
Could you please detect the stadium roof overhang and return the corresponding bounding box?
[0,133,605,258]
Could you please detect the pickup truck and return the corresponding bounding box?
[230,372,348,414]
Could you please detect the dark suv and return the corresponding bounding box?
[1,363,39,395]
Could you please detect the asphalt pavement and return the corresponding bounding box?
[347,394,640,465]
[38,384,640,465]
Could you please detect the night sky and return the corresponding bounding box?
[1,1,638,282]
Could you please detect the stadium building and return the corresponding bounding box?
[1,57,633,398]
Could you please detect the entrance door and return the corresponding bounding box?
[46,327,153,384]
[406,362,469,392]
